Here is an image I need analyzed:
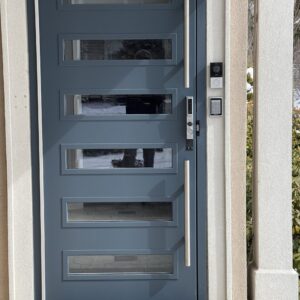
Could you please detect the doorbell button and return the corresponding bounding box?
[210,77,223,89]
[210,97,223,116]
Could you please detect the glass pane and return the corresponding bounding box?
[64,0,170,4]
[64,39,172,61]
[68,254,173,274]
[66,148,172,169]
[67,202,172,222]
[64,94,172,117]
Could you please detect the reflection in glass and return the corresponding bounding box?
[64,94,172,117]
[68,254,173,274]
[64,0,170,4]
[67,202,172,222]
[66,148,172,169]
[64,39,172,61]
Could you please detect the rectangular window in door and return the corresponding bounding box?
[60,34,177,65]
[61,90,176,120]
[61,144,178,174]
[62,0,171,5]
[63,250,178,280]
[62,197,178,227]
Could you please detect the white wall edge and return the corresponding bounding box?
[0,0,35,299]
[224,0,232,299]
[0,4,15,297]
[206,0,227,298]
[250,0,298,297]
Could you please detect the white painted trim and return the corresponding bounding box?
[206,0,227,298]
[224,0,232,299]
[0,0,35,299]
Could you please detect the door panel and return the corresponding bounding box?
[38,0,199,299]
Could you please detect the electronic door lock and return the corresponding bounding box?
[186,96,194,151]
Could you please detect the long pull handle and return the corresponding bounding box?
[184,0,190,88]
[185,160,191,267]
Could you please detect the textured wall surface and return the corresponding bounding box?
[206,0,226,297]
[0,0,35,298]
[250,0,299,298]
[229,0,248,298]
[0,25,9,300]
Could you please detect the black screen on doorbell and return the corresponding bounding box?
[210,63,223,78]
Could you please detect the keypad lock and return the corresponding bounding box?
[186,96,194,150]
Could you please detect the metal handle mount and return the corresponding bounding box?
[185,160,191,267]
[186,96,194,151]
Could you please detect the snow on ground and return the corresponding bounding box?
[247,67,254,79]
[248,67,300,108]
[247,82,253,94]
[82,102,126,116]
[247,67,254,95]
[294,89,300,109]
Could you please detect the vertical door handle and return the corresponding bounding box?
[184,0,190,88]
[185,160,191,267]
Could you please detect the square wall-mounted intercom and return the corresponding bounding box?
[210,97,223,116]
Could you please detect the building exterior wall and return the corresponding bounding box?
[227,0,248,298]
[207,0,248,298]
[0,0,248,299]
[250,0,298,298]
[0,0,35,299]
[206,0,226,297]
[0,25,9,300]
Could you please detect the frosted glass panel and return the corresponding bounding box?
[64,94,172,117]
[63,0,170,4]
[64,39,172,61]
[66,148,173,169]
[68,254,173,274]
[67,202,173,222]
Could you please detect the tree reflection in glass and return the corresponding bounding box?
[64,39,172,61]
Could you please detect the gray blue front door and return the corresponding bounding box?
[38,0,206,299]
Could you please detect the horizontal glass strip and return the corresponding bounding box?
[67,202,172,222]
[64,94,172,117]
[63,0,170,4]
[68,254,173,274]
[66,148,172,169]
[64,39,172,61]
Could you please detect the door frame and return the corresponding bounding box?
[39,0,207,295]
[0,0,248,299]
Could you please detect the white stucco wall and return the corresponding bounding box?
[0,0,35,299]
[250,0,298,298]
[206,0,226,297]
[0,26,9,300]
[225,0,248,298]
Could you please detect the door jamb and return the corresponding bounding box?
[196,0,208,298]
